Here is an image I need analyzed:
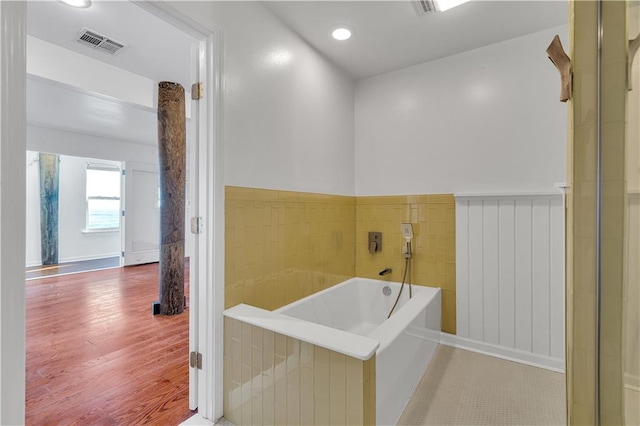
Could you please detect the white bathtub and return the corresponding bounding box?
[275,277,441,425]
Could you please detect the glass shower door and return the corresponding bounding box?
[567,1,639,423]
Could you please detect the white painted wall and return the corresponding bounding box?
[355,25,568,196]
[25,152,39,267]
[26,151,122,267]
[455,193,564,370]
[171,1,355,196]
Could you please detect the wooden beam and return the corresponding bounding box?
[38,152,59,265]
[157,82,186,316]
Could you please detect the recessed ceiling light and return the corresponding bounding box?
[331,26,353,41]
[59,0,92,9]
[437,0,470,12]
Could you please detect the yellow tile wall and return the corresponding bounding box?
[226,187,457,334]
[355,195,456,334]
[225,186,356,310]
[568,1,599,422]
[223,317,376,425]
[599,2,627,423]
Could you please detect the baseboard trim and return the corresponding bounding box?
[179,414,215,425]
[440,333,565,373]
[26,253,120,269]
[59,253,120,264]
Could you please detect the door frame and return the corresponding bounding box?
[0,1,225,422]
[131,2,225,421]
[0,3,28,424]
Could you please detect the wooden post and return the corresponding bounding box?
[39,153,59,265]
[156,82,186,316]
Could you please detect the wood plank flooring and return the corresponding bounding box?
[26,262,194,425]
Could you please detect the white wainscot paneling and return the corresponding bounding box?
[455,193,565,370]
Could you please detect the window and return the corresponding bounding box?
[86,165,121,230]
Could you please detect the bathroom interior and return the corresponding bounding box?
[218,0,639,424]
[0,0,638,424]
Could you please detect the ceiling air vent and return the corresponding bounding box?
[75,28,127,55]
[413,0,439,15]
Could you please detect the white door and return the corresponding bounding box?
[121,161,160,266]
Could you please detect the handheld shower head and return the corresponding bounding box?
[401,223,414,259]
[401,223,413,241]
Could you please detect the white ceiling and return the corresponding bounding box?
[27,0,195,89]
[264,0,569,79]
[26,1,197,145]
[24,0,567,143]
[28,0,569,85]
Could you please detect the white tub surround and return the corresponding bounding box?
[223,310,377,425]
[224,304,379,361]
[224,277,441,426]
[455,193,565,371]
[277,278,441,425]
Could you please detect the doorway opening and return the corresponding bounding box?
[24,1,202,422]
[25,152,123,280]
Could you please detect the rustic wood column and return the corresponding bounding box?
[155,82,186,316]
[39,153,59,265]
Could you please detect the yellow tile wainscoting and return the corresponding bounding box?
[225,186,356,310]
[225,187,456,333]
[223,317,376,425]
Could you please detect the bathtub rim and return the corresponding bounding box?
[224,277,441,361]
[273,276,437,314]
[223,303,380,361]
[275,277,441,352]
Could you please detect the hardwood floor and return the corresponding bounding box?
[26,262,194,425]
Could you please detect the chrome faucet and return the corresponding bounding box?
[379,268,392,276]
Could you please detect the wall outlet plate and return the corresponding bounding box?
[401,223,413,239]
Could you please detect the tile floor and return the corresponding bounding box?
[397,345,566,425]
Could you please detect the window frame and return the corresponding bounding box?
[85,163,122,232]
